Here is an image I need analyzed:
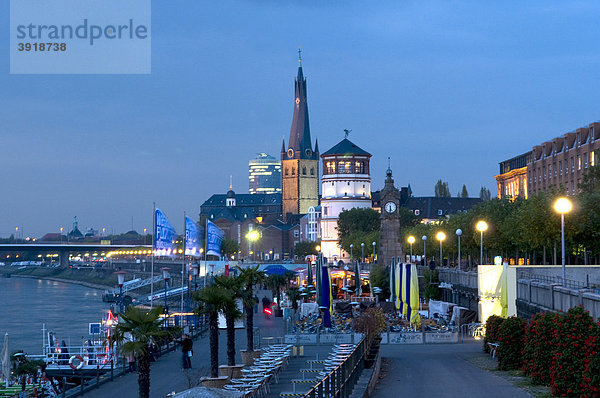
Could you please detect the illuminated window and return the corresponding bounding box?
[354,161,364,173]
[591,152,595,167]
[578,156,582,170]
[326,161,335,174]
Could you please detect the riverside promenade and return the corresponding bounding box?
[372,342,530,398]
[83,313,286,398]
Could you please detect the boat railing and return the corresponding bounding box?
[44,344,115,368]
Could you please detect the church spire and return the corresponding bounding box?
[285,50,314,160]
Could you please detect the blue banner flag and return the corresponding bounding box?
[184,217,202,257]
[206,220,224,256]
[154,208,176,256]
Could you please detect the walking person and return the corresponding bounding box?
[176,333,193,370]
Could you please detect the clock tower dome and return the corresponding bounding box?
[378,163,404,266]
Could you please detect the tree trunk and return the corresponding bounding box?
[209,313,219,378]
[138,351,151,398]
[225,312,235,366]
[543,246,546,265]
[245,303,254,352]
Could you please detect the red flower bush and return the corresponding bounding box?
[522,312,562,385]
[549,306,599,397]
[497,316,527,370]
[484,315,505,353]
[580,325,600,397]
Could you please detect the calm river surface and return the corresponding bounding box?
[0,277,111,354]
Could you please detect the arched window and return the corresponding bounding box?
[310,168,315,175]
[285,168,289,176]
[326,161,335,174]
[302,167,307,175]
[291,167,295,175]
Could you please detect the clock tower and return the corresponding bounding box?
[378,164,404,266]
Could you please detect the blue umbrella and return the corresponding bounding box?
[264,264,294,276]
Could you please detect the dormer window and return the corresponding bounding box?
[415,209,421,216]
[438,209,443,216]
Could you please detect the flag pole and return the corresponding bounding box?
[181,211,186,314]
[203,218,208,288]
[151,202,156,307]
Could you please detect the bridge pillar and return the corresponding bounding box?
[59,251,69,268]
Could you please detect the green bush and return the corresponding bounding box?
[483,315,505,353]
[522,312,561,385]
[497,316,526,371]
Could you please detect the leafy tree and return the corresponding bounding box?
[110,306,173,398]
[194,285,231,377]
[434,180,451,197]
[237,265,266,353]
[221,238,239,257]
[368,263,389,299]
[294,241,319,258]
[398,206,419,228]
[479,186,491,201]
[460,184,469,198]
[337,208,380,256]
[213,275,244,366]
[579,150,600,193]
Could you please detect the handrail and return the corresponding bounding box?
[303,336,368,398]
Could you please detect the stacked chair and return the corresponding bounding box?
[223,344,293,397]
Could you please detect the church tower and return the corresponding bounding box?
[281,52,319,221]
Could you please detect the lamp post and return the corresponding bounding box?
[246,230,259,262]
[350,244,353,261]
[361,243,365,263]
[161,267,170,326]
[407,236,415,263]
[554,197,572,286]
[456,229,462,270]
[476,221,488,265]
[422,235,427,266]
[436,232,446,266]
[116,271,126,313]
[372,242,376,263]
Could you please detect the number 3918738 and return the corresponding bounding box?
[17,43,67,51]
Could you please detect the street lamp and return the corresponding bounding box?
[456,229,462,270]
[407,236,415,263]
[116,271,126,313]
[554,197,572,286]
[161,267,170,325]
[422,235,427,265]
[246,230,260,262]
[350,244,354,261]
[372,241,376,263]
[476,221,488,265]
[436,232,446,266]
[361,243,365,263]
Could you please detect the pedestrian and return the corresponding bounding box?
[126,352,136,372]
[176,333,193,369]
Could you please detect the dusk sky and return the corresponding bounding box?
[2,1,600,237]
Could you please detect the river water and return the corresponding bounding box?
[0,277,111,354]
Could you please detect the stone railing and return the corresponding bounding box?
[517,278,600,321]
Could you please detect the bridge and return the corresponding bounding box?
[0,243,152,267]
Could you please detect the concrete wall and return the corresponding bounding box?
[515,265,600,286]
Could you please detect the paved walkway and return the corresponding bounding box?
[84,313,285,398]
[372,342,531,398]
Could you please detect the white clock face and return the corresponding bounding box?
[384,201,397,213]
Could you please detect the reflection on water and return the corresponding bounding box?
[0,277,110,354]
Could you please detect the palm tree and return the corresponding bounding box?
[237,265,266,353]
[110,306,172,398]
[193,285,230,377]
[265,271,295,309]
[213,275,244,366]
